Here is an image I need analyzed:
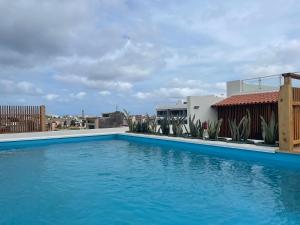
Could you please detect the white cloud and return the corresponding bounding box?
[0,80,43,95]
[0,0,300,114]
[69,91,86,100]
[54,74,133,92]
[134,78,226,100]
[44,94,59,101]
[134,92,153,100]
[54,39,167,85]
[215,82,226,90]
[166,78,226,96]
[157,87,206,99]
[99,90,111,96]
[45,91,86,102]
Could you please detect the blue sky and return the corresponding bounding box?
[0,0,300,116]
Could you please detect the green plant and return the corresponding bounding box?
[208,119,223,140]
[148,115,158,134]
[159,117,170,135]
[228,118,241,141]
[228,109,251,142]
[240,109,251,141]
[141,121,148,133]
[261,111,278,145]
[123,109,135,132]
[136,121,142,133]
[186,115,203,138]
[170,116,186,137]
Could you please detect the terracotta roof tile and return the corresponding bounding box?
[213,91,279,107]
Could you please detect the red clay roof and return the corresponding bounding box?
[213,91,279,107]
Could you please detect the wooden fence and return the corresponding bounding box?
[293,88,300,144]
[217,103,278,140]
[0,105,45,134]
[279,73,300,151]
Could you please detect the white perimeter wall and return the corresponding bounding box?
[187,95,224,122]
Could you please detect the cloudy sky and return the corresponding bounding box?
[1,0,300,115]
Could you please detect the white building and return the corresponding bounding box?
[86,117,100,129]
[156,100,187,119]
[187,95,224,122]
[156,75,281,124]
[156,95,224,123]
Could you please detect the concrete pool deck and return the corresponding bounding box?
[0,127,278,153]
[0,127,128,142]
[121,133,278,153]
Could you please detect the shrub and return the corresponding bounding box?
[159,117,170,135]
[208,119,223,140]
[228,109,251,142]
[228,118,240,141]
[145,115,157,134]
[123,109,135,132]
[187,115,203,138]
[261,111,278,145]
[170,116,186,137]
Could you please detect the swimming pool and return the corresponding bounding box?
[1,134,300,225]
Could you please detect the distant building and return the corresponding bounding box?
[86,111,125,129]
[46,115,83,131]
[86,117,100,129]
[99,111,125,128]
[156,100,187,123]
[156,96,224,123]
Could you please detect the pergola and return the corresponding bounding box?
[278,73,300,151]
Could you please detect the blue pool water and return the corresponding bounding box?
[1,135,300,225]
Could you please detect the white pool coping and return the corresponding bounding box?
[120,133,277,154]
[0,127,127,143]
[0,128,277,154]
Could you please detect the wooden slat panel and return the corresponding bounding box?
[0,105,45,134]
[292,88,300,144]
[217,103,278,140]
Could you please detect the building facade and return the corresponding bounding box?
[156,100,188,123]
[86,111,125,129]
[213,91,279,139]
[86,117,100,129]
[156,96,224,123]
[187,95,224,122]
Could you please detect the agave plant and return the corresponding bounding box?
[123,109,136,132]
[135,121,142,133]
[261,111,278,145]
[170,116,186,137]
[228,118,241,141]
[148,115,158,134]
[240,109,251,141]
[159,117,170,135]
[186,115,203,138]
[141,120,150,133]
[208,119,223,140]
[228,109,251,142]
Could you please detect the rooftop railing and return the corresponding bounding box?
[240,74,282,93]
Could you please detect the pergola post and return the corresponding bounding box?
[279,75,293,151]
[40,105,46,132]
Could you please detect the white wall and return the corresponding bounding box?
[227,80,242,97]
[187,95,224,122]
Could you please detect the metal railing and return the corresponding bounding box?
[240,74,282,93]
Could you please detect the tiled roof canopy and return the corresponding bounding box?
[213,91,279,107]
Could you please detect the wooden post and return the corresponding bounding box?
[279,76,293,151]
[40,105,46,132]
